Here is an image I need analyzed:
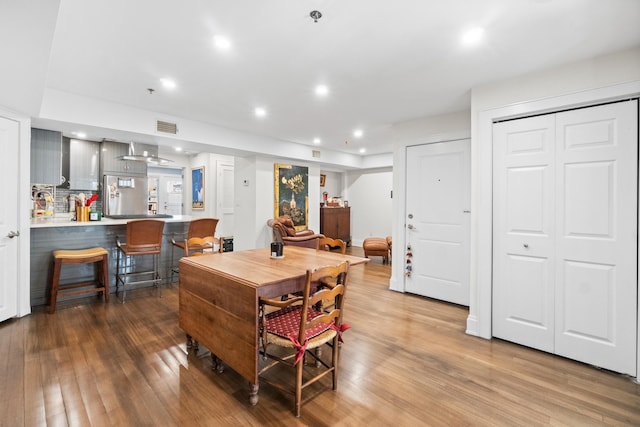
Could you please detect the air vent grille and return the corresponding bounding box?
[156,120,177,134]
[312,150,321,158]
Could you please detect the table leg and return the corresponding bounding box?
[249,383,259,406]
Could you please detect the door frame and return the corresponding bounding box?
[1,107,31,318]
[389,130,471,293]
[472,81,640,380]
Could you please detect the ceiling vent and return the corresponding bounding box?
[156,120,178,134]
[312,150,321,158]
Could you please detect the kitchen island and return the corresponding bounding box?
[30,215,194,307]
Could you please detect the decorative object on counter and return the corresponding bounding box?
[274,164,309,231]
[191,166,205,210]
[49,247,109,313]
[76,206,90,222]
[31,184,56,217]
[89,210,102,221]
[343,200,349,208]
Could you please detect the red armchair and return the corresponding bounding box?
[267,216,324,249]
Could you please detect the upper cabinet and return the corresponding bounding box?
[69,139,101,190]
[99,140,147,177]
[31,128,62,185]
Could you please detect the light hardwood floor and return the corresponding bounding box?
[2,247,639,426]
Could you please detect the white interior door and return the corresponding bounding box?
[493,100,638,376]
[158,173,183,215]
[492,115,556,352]
[554,101,637,375]
[405,139,470,305]
[0,116,20,322]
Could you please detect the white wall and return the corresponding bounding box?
[345,168,393,246]
[389,111,472,292]
[186,152,234,226]
[319,170,342,203]
[233,155,321,251]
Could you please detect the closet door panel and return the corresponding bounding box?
[554,101,637,376]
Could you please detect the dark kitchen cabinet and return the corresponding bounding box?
[31,128,62,185]
[320,207,351,246]
[100,140,147,177]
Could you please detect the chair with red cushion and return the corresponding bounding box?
[258,260,350,417]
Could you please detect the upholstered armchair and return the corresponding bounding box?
[267,216,324,249]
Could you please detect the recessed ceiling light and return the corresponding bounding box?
[161,78,176,89]
[461,27,484,46]
[315,85,329,96]
[175,147,182,152]
[254,107,267,118]
[72,131,86,139]
[353,129,363,138]
[213,35,231,50]
[313,138,321,144]
[359,148,366,154]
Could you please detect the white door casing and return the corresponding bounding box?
[493,100,638,376]
[216,161,234,238]
[0,115,20,321]
[405,140,471,305]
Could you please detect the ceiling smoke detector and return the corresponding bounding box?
[310,10,322,23]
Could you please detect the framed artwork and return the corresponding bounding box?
[191,166,204,210]
[274,163,309,230]
[320,174,326,187]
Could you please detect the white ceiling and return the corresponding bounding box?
[4,0,640,157]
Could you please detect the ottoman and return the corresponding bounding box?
[363,237,389,264]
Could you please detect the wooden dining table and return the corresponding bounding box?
[178,245,369,405]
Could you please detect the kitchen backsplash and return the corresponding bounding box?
[54,188,103,214]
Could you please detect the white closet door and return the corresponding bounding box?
[492,115,556,352]
[554,101,637,375]
[493,100,638,376]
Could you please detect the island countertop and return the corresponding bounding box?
[31,215,194,228]
[30,215,195,307]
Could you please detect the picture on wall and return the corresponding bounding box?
[191,166,204,210]
[274,163,309,230]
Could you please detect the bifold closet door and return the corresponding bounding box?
[493,100,638,376]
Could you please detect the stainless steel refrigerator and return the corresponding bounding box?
[103,175,148,217]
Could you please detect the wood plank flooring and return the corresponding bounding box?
[2,247,639,426]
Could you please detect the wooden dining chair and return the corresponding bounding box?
[258,261,350,417]
[115,219,165,302]
[170,218,220,282]
[316,237,346,254]
[184,236,219,256]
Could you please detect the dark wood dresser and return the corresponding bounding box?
[320,206,351,246]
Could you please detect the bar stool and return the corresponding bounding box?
[116,219,165,302]
[170,218,219,283]
[49,247,109,314]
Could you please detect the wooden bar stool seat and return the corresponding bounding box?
[50,247,109,313]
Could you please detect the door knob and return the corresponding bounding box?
[407,224,415,230]
[7,230,19,238]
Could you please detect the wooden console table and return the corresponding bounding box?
[178,246,368,405]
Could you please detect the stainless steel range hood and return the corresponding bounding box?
[118,141,173,165]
